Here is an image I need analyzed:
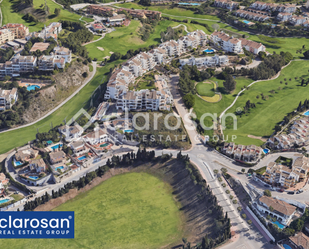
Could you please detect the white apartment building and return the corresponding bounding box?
[250,1,296,13]
[159,40,182,57]
[116,89,173,111]
[137,52,157,71]
[26,22,62,41]
[0,29,15,45]
[179,54,229,68]
[189,30,208,47]
[53,46,72,63]
[1,23,29,39]
[277,12,293,22]
[104,68,134,99]
[149,47,167,65]
[290,15,308,26]
[0,55,37,77]
[264,157,309,188]
[0,88,18,111]
[211,31,265,54]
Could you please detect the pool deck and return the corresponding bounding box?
[18,82,49,89]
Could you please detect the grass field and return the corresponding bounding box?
[85,19,209,59]
[0,62,118,154]
[0,172,183,249]
[196,82,215,97]
[2,0,83,32]
[222,60,309,145]
[114,3,308,59]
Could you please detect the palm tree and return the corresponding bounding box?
[280,81,282,84]
[289,78,292,81]
[284,78,287,81]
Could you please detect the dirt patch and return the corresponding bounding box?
[247,135,267,142]
[109,51,114,54]
[103,56,110,60]
[97,47,104,51]
[35,159,223,246]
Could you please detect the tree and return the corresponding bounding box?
[221,167,228,174]
[264,189,271,197]
[303,50,309,59]
[212,23,220,31]
[241,214,247,219]
[241,168,246,173]
[82,72,88,78]
[139,0,151,6]
[54,8,61,16]
[269,206,274,212]
[183,94,195,109]
[223,74,236,93]
[247,220,252,225]
[290,219,304,232]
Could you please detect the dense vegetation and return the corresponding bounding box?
[21,37,57,57]
[59,20,93,58]
[179,65,213,95]
[160,26,182,42]
[0,47,15,63]
[139,15,160,41]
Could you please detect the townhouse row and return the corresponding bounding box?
[263,156,309,189]
[277,13,309,26]
[87,5,161,19]
[250,1,296,13]
[210,31,265,54]
[222,142,261,162]
[234,9,270,22]
[214,0,239,11]
[0,23,29,45]
[0,46,72,77]
[179,54,229,68]
[104,30,208,111]
[267,117,309,150]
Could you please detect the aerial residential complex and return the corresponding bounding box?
[0,46,71,77]
[211,31,266,54]
[263,156,309,188]
[222,143,262,162]
[104,30,208,111]
[214,0,239,10]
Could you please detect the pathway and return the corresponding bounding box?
[172,24,188,33]
[0,62,97,134]
[0,0,3,27]
[218,59,297,126]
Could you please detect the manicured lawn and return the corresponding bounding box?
[193,76,253,138]
[223,60,309,145]
[136,74,156,90]
[196,82,215,97]
[0,62,118,154]
[2,0,83,32]
[0,172,183,249]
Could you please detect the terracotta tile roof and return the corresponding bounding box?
[290,232,309,249]
[259,196,296,216]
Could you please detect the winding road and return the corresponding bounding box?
[0,62,97,134]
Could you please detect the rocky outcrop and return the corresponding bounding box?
[22,62,89,123]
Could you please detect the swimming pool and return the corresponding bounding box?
[100,143,109,148]
[304,110,309,116]
[263,148,269,154]
[14,160,23,166]
[283,244,292,249]
[46,140,53,145]
[0,199,10,204]
[204,49,214,53]
[56,166,64,171]
[242,20,251,24]
[271,220,285,229]
[28,176,38,180]
[178,2,200,5]
[78,156,87,161]
[27,85,41,91]
[51,144,63,150]
[124,129,134,133]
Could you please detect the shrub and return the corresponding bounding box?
[242,214,247,219]
[226,190,230,194]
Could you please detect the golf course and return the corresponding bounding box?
[0,172,184,249]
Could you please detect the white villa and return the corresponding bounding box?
[0,88,18,111]
[58,124,84,142]
[256,196,296,225]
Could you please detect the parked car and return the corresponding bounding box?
[264,184,270,188]
[278,189,284,192]
[296,190,303,194]
[287,191,295,195]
